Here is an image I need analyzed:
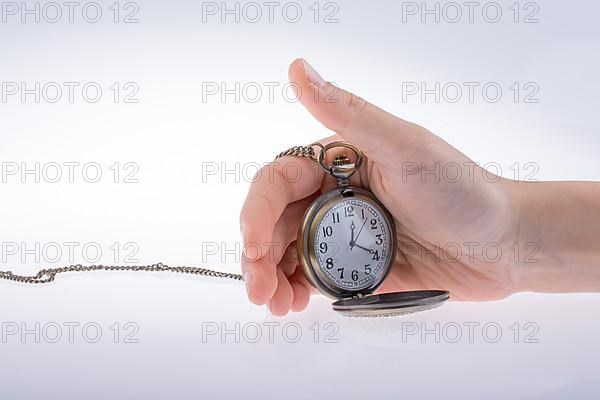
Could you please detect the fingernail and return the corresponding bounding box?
[243,271,253,298]
[301,59,326,88]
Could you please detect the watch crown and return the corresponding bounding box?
[333,154,352,166]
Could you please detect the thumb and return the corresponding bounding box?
[288,58,425,162]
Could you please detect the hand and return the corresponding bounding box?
[239,58,519,315]
[239,58,600,316]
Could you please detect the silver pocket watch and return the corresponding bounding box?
[281,141,449,317]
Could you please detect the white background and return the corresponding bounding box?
[1,0,599,398]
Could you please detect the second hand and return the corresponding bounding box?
[350,216,368,250]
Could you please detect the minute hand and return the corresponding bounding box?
[352,218,368,247]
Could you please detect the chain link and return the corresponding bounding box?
[0,143,322,285]
[275,143,323,162]
[0,263,243,284]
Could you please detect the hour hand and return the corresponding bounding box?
[349,221,356,249]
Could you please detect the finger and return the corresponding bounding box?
[289,58,431,166]
[278,241,300,277]
[269,197,316,267]
[269,269,294,316]
[239,156,323,304]
[290,281,310,312]
[289,269,312,312]
[276,243,313,312]
[239,135,343,304]
[240,133,341,260]
[240,155,323,262]
[246,198,311,306]
[242,257,275,305]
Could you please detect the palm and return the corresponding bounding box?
[361,153,519,301]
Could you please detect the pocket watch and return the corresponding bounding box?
[279,141,449,317]
[0,140,449,318]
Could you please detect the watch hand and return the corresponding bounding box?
[349,221,356,249]
[353,217,368,246]
[353,242,374,254]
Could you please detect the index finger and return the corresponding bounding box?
[239,139,337,305]
[240,150,324,260]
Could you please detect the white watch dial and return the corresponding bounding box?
[314,198,392,291]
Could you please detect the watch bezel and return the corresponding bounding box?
[297,186,397,299]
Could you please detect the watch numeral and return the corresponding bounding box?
[344,205,354,217]
[375,234,383,245]
[370,218,378,229]
[364,264,371,275]
[322,226,333,237]
[351,270,359,281]
[337,268,344,279]
[326,258,334,269]
[372,250,380,261]
[319,242,328,254]
[331,212,340,224]
[361,209,365,220]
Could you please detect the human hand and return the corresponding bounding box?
[239,58,598,316]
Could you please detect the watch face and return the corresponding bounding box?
[313,195,394,293]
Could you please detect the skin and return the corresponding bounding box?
[239,58,600,316]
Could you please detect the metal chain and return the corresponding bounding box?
[275,143,322,162]
[0,263,243,284]
[0,143,322,285]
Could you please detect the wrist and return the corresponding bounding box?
[506,180,600,293]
